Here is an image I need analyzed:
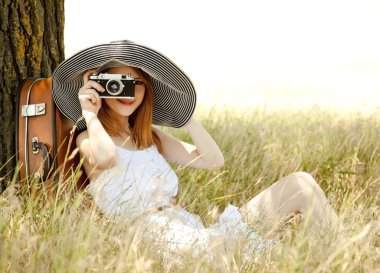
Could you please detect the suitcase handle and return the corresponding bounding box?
[32,138,51,181]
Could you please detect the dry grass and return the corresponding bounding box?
[1,106,379,272]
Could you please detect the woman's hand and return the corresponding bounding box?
[78,70,105,115]
[76,70,117,172]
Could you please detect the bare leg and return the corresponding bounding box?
[240,172,340,233]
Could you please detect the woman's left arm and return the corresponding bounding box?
[154,117,224,169]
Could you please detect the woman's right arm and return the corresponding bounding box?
[76,70,117,170]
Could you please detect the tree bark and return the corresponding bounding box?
[0,0,64,191]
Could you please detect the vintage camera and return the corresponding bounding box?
[89,73,136,98]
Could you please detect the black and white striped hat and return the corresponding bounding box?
[52,40,196,131]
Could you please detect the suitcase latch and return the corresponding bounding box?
[22,103,46,117]
[32,137,41,154]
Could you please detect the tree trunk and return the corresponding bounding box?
[0,0,65,191]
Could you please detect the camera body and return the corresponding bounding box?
[89,73,135,99]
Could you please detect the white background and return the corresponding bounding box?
[65,0,380,113]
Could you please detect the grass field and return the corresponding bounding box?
[1,106,379,272]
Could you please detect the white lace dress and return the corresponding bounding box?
[87,145,274,260]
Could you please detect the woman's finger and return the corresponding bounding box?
[83,69,97,84]
[82,78,105,93]
[81,81,105,92]
[78,93,97,104]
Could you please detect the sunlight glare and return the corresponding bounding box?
[65,0,380,113]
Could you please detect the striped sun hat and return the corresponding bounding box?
[52,40,196,131]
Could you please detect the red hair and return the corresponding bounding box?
[97,69,162,153]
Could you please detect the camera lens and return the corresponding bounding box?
[106,80,122,95]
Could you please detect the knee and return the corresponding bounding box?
[292,171,316,184]
[284,172,321,195]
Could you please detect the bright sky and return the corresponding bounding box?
[65,0,380,113]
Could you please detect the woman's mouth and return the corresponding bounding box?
[117,98,135,106]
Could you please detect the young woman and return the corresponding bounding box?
[52,40,340,260]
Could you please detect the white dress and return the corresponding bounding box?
[87,145,274,260]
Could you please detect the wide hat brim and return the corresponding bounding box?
[52,40,196,131]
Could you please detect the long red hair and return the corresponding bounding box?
[97,69,162,152]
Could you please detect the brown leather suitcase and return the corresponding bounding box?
[15,77,87,195]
